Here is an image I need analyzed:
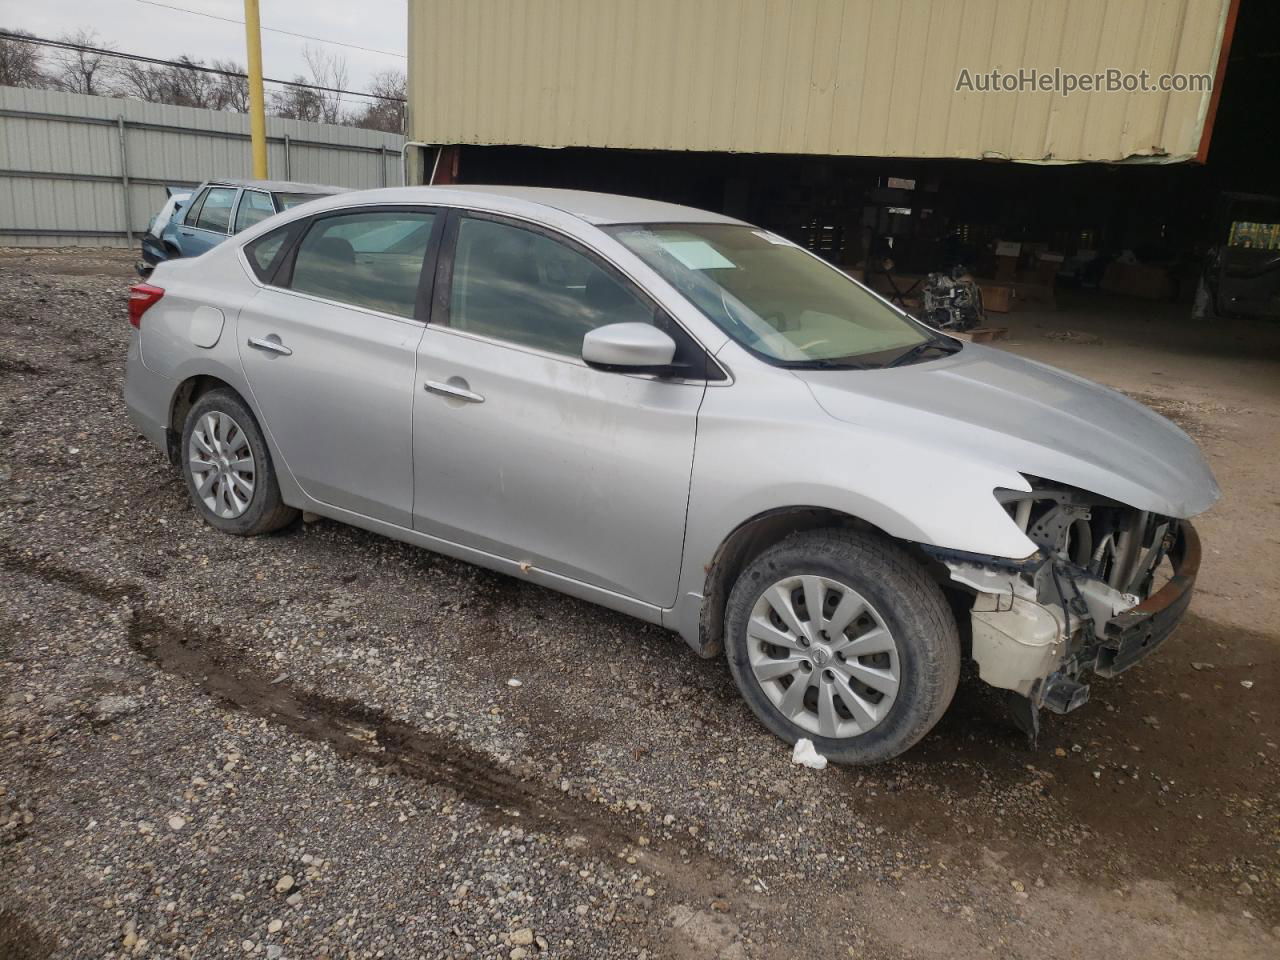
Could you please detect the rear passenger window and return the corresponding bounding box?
[234,190,275,232]
[288,211,435,318]
[194,187,237,233]
[449,217,654,356]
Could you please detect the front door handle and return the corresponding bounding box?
[247,335,292,356]
[424,379,484,403]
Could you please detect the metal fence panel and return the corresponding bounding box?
[0,86,404,247]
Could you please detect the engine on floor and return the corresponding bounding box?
[921,265,984,332]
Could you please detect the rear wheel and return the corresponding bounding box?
[181,389,297,536]
[724,529,959,764]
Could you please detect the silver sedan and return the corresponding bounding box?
[124,186,1218,762]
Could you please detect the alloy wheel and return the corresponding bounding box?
[188,411,256,519]
[747,574,901,739]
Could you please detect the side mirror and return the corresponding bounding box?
[582,322,677,374]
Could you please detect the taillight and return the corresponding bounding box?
[128,283,165,327]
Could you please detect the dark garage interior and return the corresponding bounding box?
[442,0,1279,324]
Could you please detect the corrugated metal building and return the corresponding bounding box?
[0,87,405,247]
[408,0,1234,164]
[403,0,1265,285]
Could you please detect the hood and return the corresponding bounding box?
[794,344,1219,519]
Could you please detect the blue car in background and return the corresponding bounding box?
[138,178,346,276]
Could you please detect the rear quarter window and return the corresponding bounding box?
[274,192,327,211]
[244,224,298,283]
[183,189,209,226]
[234,190,276,233]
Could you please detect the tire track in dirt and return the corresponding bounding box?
[0,541,768,953]
[0,540,632,843]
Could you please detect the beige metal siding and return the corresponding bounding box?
[407,0,1231,163]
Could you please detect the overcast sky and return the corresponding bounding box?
[10,0,408,91]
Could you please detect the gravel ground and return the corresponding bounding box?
[1,247,1277,959]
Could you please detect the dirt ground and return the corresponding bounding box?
[0,246,1276,960]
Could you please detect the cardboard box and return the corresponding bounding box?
[995,256,1018,283]
[980,284,1014,313]
[1034,253,1064,286]
[1101,262,1173,300]
[994,241,1022,283]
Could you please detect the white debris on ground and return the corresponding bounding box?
[790,738,828,770]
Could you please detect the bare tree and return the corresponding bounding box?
[348,68,405,133]
[0,29,49,88]
[269,77,325,123]
[301,44,347,124]
[48,30,115,96]
[117,54,251,112]
[116,59,206,107]
[210,59,249,112]
[115,60,166,103]
[154,55,215,107]
[271,46,349,124]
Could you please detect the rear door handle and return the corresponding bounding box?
[424,379,484,403]
[247,335,292,356]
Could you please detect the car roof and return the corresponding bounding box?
[206,178,347,195]
[322,185,747,227]
[442,186,745,226]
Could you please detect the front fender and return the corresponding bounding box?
[666,368,1035,647]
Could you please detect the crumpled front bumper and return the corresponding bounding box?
[936,521,1201,709]
[1094,521,1200,676]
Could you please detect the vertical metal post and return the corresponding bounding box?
[244,0,268,178]
[283,134,292,180]
[379,144,387,187]
[116,116,133,246]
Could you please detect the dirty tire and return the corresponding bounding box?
[725,528,960,765]
[180,388,297,536]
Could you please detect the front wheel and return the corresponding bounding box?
[724,529,959,764]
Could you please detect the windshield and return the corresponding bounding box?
[607,223,935,367]
[274,192,328,210]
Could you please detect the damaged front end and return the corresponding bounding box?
[927,480,1202,741]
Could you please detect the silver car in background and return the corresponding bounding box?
[124,186,1218,763]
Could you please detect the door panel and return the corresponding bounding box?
[410,212,706,607]
[238,290,425,526]
[412,330,703,607]
[237,208,440,526]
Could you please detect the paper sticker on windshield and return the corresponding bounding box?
[661,240,736,270]
[752,230,793,246]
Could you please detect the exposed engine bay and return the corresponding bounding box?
[920,265,984,332]
[925,477,1200,739]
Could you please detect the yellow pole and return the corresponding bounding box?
[244,0,268,178]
